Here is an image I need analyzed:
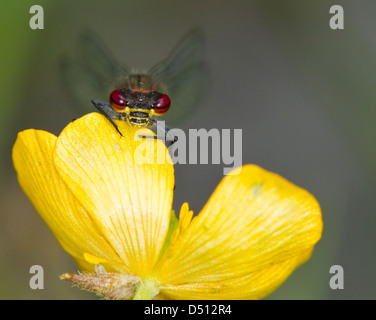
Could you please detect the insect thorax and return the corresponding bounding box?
[125,74,156,91]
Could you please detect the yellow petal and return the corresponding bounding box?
[12,129,124,272]
[161,249,313,300]
[53,113,174,277]
[155,165,323,299]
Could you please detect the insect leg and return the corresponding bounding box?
[91,99,123,137]
[139,119,178,147]
[161,122,178,148]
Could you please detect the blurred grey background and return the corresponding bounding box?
[1,0,375,299]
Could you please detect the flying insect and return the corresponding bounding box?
[60,29,209,142]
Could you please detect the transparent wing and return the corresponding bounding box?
[149,28,210,125]
[60,31,130,113]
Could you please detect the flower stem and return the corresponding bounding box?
[133,278,160,300]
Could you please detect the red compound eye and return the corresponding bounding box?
[109,90,127,111]
[154,94,171,115]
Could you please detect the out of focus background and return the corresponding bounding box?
[1,0,375,299]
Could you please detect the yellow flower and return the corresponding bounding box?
[12,112,323,300]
